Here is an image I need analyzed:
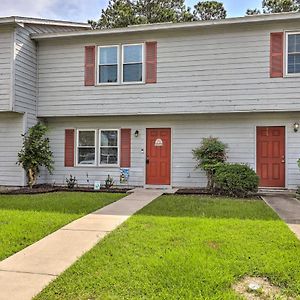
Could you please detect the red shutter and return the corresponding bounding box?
[65,129,75,167]
[84,46,96,86]
[145,41,157,83]
[270,32,284,78]
[120,129,131,167]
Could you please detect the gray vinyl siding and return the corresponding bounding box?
[0,27,13,111]
[0,112,25,186]
[14,24,89,129]
[44,112,300,189]
[37,20,300,117]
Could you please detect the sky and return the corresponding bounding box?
[0,0,263,23]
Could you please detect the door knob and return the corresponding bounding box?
[282,156,285,163]
[146,158,150,164]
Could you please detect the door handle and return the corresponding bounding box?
[146,158,150,164]
[282,156,285,163]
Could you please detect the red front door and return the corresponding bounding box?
[146,128,171,185]
[256,126,285,187]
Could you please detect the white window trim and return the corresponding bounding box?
[76,129,97,167]
[121,43,145,84]
[97,45,120,85]
[285,31,300,77]
[99,129,120,167]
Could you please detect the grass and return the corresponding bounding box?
[35,195,300,300]
[0,192,123,260]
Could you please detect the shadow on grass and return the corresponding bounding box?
[135,195,280,221]
[0,192,123,215]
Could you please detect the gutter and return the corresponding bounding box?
[31,11,300,40]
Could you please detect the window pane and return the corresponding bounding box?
[99,47,118,64]
[288,64,295,74]
[123,63,143,82]
[124,45,142,63]
[79,131,95,146]
[101,130,118,146]
[100,147,118,165]
[296,34,300,52]
[288,35,296,53]
[288,53,300,74]
[99,65,118,83]
[78,148,95,165]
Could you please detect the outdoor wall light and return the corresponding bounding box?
[294,122,299,132]
[134,130,139,137]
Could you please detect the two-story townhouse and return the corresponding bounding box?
[2,13,300,189]
[0,16,90,186]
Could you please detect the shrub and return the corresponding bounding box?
[17,123,54,188]
[105,175,114,189]
[192,137,227,190]
[66,175,77,189]
[214,163,259,198]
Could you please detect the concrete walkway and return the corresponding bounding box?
[0,188,166,300]
[262,195,300,240]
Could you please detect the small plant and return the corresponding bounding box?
[105,175,114,189]
[66,175,77,189]
[17,123,54,188]
[192,137,227,191]
[214,163,259,198]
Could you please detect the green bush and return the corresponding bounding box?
[17,123,54,188]
[214,163,259,198]
[192,137,227,191]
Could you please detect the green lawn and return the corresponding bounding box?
[35,195,300,300]
[0,192,123,260]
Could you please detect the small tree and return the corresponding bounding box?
[17,123,54,188]
[192,137,227,191]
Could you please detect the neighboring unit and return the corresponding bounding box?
[1,13,300,189]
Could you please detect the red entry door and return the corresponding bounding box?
[146,128,171,185]
[256,126,285,187]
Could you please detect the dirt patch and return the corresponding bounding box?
[0,184,131,195]
[206,240,220,250]
[233,276,295,300]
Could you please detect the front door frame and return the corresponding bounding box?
[144,127,172,187]
[255,125,287,188]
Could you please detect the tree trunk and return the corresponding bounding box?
[206,171,214,191]
[28,168,37,188]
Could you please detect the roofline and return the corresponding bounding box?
[0,16,90,28]
[31,11,300,40]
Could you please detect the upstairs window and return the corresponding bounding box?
[98,46,119,83]
[122,44,143,83]
[287,33,300,74]
[77,130,96,166]
[100,130,119,165]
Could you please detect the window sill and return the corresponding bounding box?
[95,82,145,87]
[74,165,120,168]
[284,73,300,78]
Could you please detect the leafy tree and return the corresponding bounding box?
[94,0,193,29]
[194,1,227,20]
[262,0,299,12]
[246,0,300,15]
[17,123,54,188]
[246,8,261,15]
[135,0,193,24]
[97,0,140,29]
[192,137,227,191]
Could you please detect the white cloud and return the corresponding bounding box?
[0,0,108,22]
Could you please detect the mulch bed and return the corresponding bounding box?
[0,184,131,195]
[175,188,211,195]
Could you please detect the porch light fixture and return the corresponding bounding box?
[294,122,299,132]
[134,130,139,137]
